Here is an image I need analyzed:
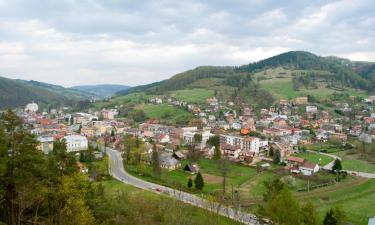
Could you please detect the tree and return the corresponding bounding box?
[70,115,74,125]
[273,150,281,164]
[78,125,82,134]
[323,207,347,225]
[213,146,221,160]
[187,178,193,189]
[194,172,204,190]
[193,133,202,145]
[207,135,221,160]
[151,145,161,178]
[258,179,305,225]
[220,158,230,196]
[301,202,319,225]
[332,159,342,172]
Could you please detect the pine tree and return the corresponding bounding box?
[151,145,161,178]
[187,178,193,188]
[332,159,342,172]
[323,207,346,225]
[273,150,281,164]
[194,172,204,190]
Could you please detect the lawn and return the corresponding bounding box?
[126,158,258,195]
[137,104,193,124]
[332,151,375,173]
[294,152,333,166]
[168,88,215,103]
[297,178,375,225]
[96,179,241,225]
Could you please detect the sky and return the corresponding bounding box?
[0,0,374,87]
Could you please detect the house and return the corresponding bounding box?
[306,106,318,113]
[64,135,88,152]
[37,136,54,154]
[287,156,305,167]
[242,137,260,154]
[158,134,170,143]
[272,142,293,159]
[263,128,283,137]
[184,163,200,174]
[293,97,308,105]
[221,144,241,160]
[359,133,372,144]
[332,133,348,143]
[172,151,186,160]
[25,102,39,113]
[299,161,320,176]
[159,154,181,170]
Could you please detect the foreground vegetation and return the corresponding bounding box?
[0,110,239,225]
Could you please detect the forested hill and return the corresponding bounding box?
[238,51,375,91]
[0,76,93,109]
[118,51,375,96]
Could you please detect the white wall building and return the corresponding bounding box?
[64,135,88,152]
[25,102,39,113]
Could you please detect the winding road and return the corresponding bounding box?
[106,148,261,225]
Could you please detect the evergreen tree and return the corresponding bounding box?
[273,150,281,164]
[187,178,193,188]
[301,202,319,225]
[151,145,161,177]
[332,159,342,172]
[194,172,204,190]
[323,207,346,225]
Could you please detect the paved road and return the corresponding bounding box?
[307,150,375,178]
[106,148,261,225]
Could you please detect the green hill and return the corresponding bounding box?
[0,76,94,109]
[117,51,374,105]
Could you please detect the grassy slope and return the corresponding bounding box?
[168,88,215,104]
[257,67,368,100]
[136,104,193,123]
[97,179,240,225]
[294,152,333,166]
[333,151,375,173]
[298,178,375,225]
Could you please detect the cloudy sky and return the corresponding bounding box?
[0,0,374,87]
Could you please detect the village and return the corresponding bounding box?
[15,93,375,179]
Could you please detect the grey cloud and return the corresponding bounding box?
[0,0,374,86]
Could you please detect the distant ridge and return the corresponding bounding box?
[0,76,94,109]
[72,84,130,98]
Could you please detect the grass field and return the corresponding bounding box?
[96,179,241,225]
[258,67,368,100]
[137,104,193,124]
[126,158,258,195]
[333,151,375,173]
[294,152,333,166]
[297,178,375,225]
[168,88,215,103]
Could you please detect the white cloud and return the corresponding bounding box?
[0,0,374,87]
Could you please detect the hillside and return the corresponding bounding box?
[0,76,93,109]
[117,51,375,105]
[72,84,130,98]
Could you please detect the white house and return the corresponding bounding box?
[306,106,318,113]
[25,102,39,113]
[37,137,54,154]
[299,161,319,176]
[64,135,88,152]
